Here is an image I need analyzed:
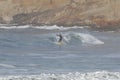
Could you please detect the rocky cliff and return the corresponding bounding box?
[0,0,120,30]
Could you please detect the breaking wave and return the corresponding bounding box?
[49,32,104,45]
[0,64,15,68]
[0,71,120,80]
[0,25,84,30]
[34,25,84,30]
[0,25,30,29]
[72,33,104,45]
[0,25,104,45]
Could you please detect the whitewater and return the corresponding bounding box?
[0,25,120,80]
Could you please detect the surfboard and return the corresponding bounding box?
[55,41,64,45]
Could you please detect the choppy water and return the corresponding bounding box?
[0,25,120,79]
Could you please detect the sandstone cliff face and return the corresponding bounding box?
[0,0,120,30]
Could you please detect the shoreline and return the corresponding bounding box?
[0,23,120,31]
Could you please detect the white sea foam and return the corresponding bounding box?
[34,25,84,30]
[0,71,120,80]
[73,33,104,45]
[0,64,15,68]
[0,25,30,29]
[0,25,84,30]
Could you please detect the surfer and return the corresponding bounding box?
[57,33,63,42]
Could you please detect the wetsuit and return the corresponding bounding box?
[57,34,63,42]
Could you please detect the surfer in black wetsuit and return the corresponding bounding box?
[57,33,63,42]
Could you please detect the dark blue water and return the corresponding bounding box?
[0,27,120,75]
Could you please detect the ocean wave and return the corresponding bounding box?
[0,25,84,30]
[49,32,104,45]
[0,25,30,29]
[0,71,120,80]
[42,54,77,59]
[34,25,84,30]
[73,33,104,45]
[0,63,16,68]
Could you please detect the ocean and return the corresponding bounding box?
[0,25,120,80]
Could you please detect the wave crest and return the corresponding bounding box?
[0,64,15,68]
[49,32,104,45]
[0,25,84,30]
[72,33,104,45]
